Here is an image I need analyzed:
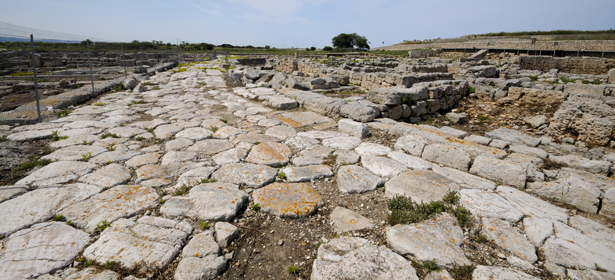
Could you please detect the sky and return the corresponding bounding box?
[1,0,614,48]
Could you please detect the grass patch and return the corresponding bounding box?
[197,178,217,184]
[201,220,210,230]
[99,132,119,139]
[83,260,94,267]
[470,231,489,243]
[388,191,475,228]
[219,118,227,123]
[529,75,538,81]
[323,154,338,165]
[112,83,125,91]
[94,220,110,233]
[251,203,261,211]
[488,81,497,88]
[174,184,192,196]
[152,86,160,90]
[422,259,441,273]
[93,102,104,106]
[55,109,71,117]
[467,87,476,95]
[287,264,299,275]
[81,152,92,162]
[106,143,116,151]
[51,130,68,141]
[277,171,287,180]
[211,126,218,133]
[596,263,609,273]
[450,263,476,280]
[13,156,52,174]
[129,100,147,106]
[105,260,116,268]
[53,214,66,221]
[477,114,490,122]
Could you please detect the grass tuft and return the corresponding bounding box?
[94,220,110,233]
[287,264,299,275]
[53,214,65,221]
[201,220,210,230]
[251,203,261,211]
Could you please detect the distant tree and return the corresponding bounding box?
[218,44,234,48]
[264,45,271,49]
[310,46,316,51]
[131,40,140,44]
[323,46,333,51]
[80,39,93,45]
[331,33,370,50]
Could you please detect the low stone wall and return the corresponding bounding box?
[519,56,615,75]
[374,39,615,52]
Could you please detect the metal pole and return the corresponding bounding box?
[122,45,127,78]
[86,40,95,94]
[29,34,42,123]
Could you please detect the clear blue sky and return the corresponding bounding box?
[1,0,614,48]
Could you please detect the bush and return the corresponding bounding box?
[323,46,333,51]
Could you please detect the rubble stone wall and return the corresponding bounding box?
[519,56,615,75]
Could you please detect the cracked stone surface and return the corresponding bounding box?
[253,182,323,218]
[160,182,248,221]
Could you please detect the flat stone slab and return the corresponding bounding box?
[188,139,234,154]
[173,167,216,189]
[312,237,418,280]
[0,184,102,236]
[549,155,611,176]
[83,217,192,271]
[161,151,198,165]
[277,111,332,127]
[212,163,277,188]
[6,128,55,141]
[41,145,108,161]
[265,125,297,140]
[106,127,146,138]
[337,165,384,193]
[329,207,372,233]
[526,180,601,214]
[0,222,89,279]
[212,148,248,165]
[322,136,362,150]
[78,163,131,188]
[285,136,320,150]
[89,150,140,164]
[481,217,538,263]
[234,133,280,143]
[509,144,549,159]
[297,131,348,139]
[215,222,239,248]
[16,161,96,187]
[175,231,226,280]
[245,142,292,166]
[160,182,248,221]
[496,185,568,222]
[0,185,28,203]
[48,134,99,149]
[338,119,369,138]
[355,142,392,156]
[465,135,492,145]
[125,152,162,167]
[472,266,540,280]
[281,165,333,182]
[523,216,555,248]
[175,127,214,141]
[394,135,428,156]
[485,127,541,147]
[385,170,459,203]
[252,182,323,218]
[59,185,158,233]
[422,143,472,171]
[470,156,527,188]
[136,162,196,183]
[154,124,183,139]
[569,215,615,254]
[334,149,361,165]
[459,189,524,223]
[386,213,471,269]
[361,155,408,178]
[432,165,496,190]
[388,151,432,170]
[165,138,194,150]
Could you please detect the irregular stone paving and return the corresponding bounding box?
[0,222,89,279]
[3,61,615,279]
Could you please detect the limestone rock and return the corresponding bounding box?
[59,185,158,233]
[361,155,408,178]
[496,185,569,222]
[41,145,108,161]
[281,165,333,182]
[0,185,28,203]
[422,143,471,171]
[0,222,89,279]
[329,207,372,233]
[388,151,432,170]
[355,142,392,156]
[78,163,131,188]
[245,142,292,166]
[252,182,323,218]
[472,265,540,280]
[15,161,96,187]
[312,237,419,280]
[470,156,527,188]
[322,136,362,150]
[336,165,384,193]
[212,163,277,188]
[83,217,192,271]
[160,183,247,221]
[394,135,428,156]
[338,119,369,138]
[386,213,471,268]
[175,127,214,141]
[432,165,496,190]
[481,217,538,263]
[215,222,239,248]
[385,170,459,203]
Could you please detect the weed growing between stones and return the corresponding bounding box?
[174,185,192,196]
[100,132,119,139]
[55,109,72,117]
[422,259,441,273]
[53,214,65,221]
[469,231,488,243]
[201,220,210,230]
[83,260,94,267]
[197,178,217,184]
[211,126,218,133]
[145,127,155,133]
[104,160,112,165]
[51,130,68,141]
[277,171,287,180]
[0,136,6,142]
[112,83,125,91]
[596,264,609,273]
[128,100,146,106]
[83,140,93,145]
[323,154,338,165]
[450,263,476,280]
[93,102,104,106]
[105,260,117,268]
[106,143,116,151]
[287,264,299,275]
[219,118,227,123]
[94,220,110,233]
[387,191,475,228]
[251,203,261,211]
[81,152,92,162]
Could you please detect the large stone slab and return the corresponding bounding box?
[386,213,471,269]
[15,161,96,187]
[470,156,527,188]
[569,215,615,254]
[0,222,89,279]
[485,127,541,147]
[161,151,198,165]
[244,142,292,166]
[385,170,459,203]
[549,155,611,175]
[175,127,214,141]
[336,165,384,193]
[106,127,146,138]
[388,151,432,170]
[188,139,234,154]
[280,165,333,182]
[41,145,108,161]
[154,124,183,139]
[394,135,428,156]
[78,163,131,188]
[265,125,297,140]
[322,136,362,150]
[160,182,247,221]
[125,152,162,167]
[329,207,372,234]
[165,138,194,150]
[496,185,569,222]
[523,216,555,247]
[89,150,140,164]
[0,185,28,203]
[212,148,248,165]
[526,180,601,214]
[0,184,101,236]
[312,237,419,280]
[135,162,196,183]
[212,163,277,188]
[174,231,226,280]
[361,155,408,178]
[422,143,471,171]
[355,142,392,156]
[459,189,524,223]
[472,266,540,280]
[431,165,496,190]
[252,182,323,218]
[59,185,158,233]
[481,217,537,263]
[83,217,192,271]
